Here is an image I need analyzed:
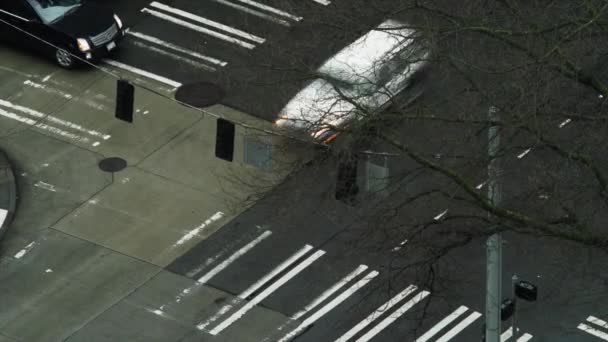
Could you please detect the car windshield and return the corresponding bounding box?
[25,0,83,24]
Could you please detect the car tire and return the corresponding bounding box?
[55,48,75,69]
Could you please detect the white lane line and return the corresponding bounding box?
[292,265,369,320]
[102,59,182,89]
[435,311,482,342]
[127,30,227,66]
[311,0,331,5]
[516,333,533,342]
[210,0,290,26]
[355,290,430,342]
[150,1,265,44]
[14,241,36,259]
[130,40,217,72]
[0,99,111,140]
[559,118,571,128]
[34,181,57,192]
[336,285,418,342]
[23,80,73,99]
[392,238,408,252]
[415,306,469,342]
[0,108,90,144]
[209,249,326,335]
[278,270,380,342]
[588,316,608,329]
[434,209,448,220]
[517,148,531,159]
[231,0,303,21]
[197,300,237,331]
[578,323,608,340]
[0,208,7,227]
[175,212,225,247]
[142,8,256,49]
[196,230,272,284]
[238,244,314,299]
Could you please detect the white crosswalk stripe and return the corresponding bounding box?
[578,315,608,341]
[277,270,380,342]
[225,0,303,22]
[209,249,326,335]
[103,59,182,88]
[127,31,228,67]
[354,290,431,342]
[335,285,419,342]
[141,8,257,49]
[149,2,266,44]
[415,306,469,342]
[435,311,482,342]
[209,0,291,26]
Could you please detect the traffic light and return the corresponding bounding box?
[335,152,359,201]
[515,281,538,301]
[215,118,235,161]
[115,79,134,123]
[500,298,515,321]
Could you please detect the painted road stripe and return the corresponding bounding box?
[0,99,110,140]
[210,0,290,26]
[579,323,608,340]
[336,285,418,342]
[501,327,534,342]
[355,290,430,342]
[102,59,182,89]
[230,0,302,21]
[0,208,7,227]
[311,0,331,5]
[435,311,482,342]
[238,244,314,299]
[588,316,608,329]
[516,333,533,342]
[127,30,227,66]
[142,8,256,49]
[292,265,369,320]
[278,270,380,342]
[0,108,90,144]
[415,306,469,342]
[196,230,272,284]
[209,249,326,335]
[130,40,217,72]
[517,148,531,159]
[150,1,265,44]
[175,212,225,247]
[14,241,36,259]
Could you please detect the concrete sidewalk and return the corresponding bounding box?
[0,149,17,241]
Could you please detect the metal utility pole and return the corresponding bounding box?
[485,106,502,342]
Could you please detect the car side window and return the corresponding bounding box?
[1,1,37,21]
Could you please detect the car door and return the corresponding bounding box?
[0,0,45,50]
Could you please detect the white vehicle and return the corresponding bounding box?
[276,19,428,142]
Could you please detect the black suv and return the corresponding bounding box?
[0,0,125,68]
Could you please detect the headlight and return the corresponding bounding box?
[76,38,90,52]
[114,14,123,29]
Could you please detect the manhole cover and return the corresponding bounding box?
[99,157,127,172]
[175,82,225,108]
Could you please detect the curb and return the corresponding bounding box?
[0,150,18,240]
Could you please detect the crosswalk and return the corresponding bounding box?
[167,228,535,341]
[579,316,608,340]
[100,0,330,91]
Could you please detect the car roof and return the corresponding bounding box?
[317,19,414,84]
